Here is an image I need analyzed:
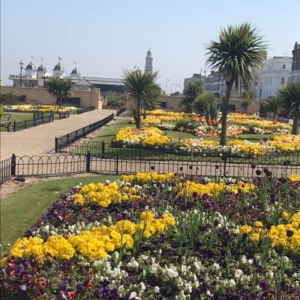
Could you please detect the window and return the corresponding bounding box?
[283,65,286,69]
[270,77,272,84]
[281,77,285,85]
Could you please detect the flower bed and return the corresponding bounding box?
[2,105,78,113]
[112,126,300,156]
[2,171,300,299]
[112,127,173,149]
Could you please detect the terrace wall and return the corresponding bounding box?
[0,86,103,109]
[126,95,262,114]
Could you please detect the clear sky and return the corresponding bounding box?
[1,0,300,93]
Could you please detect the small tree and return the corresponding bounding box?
[240,90,256,113]
[123,69,159,129]
[0,90,19,105]
[180,80,204,113]
[265,96,282,120]
[193,93,218,124]
[47,78,74,107]
[206,23,267,145]
[278,82,300,134]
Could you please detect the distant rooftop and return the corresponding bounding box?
[83,77,124,86]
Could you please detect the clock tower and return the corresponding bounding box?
[145,48,153,73]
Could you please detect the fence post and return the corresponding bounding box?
[13,121,16,132]
[223,156,227,177]
[86,151,91,172]
[116,154,119,175]
[11,153,16,176]
[55,137,58,153]
[102,141,105,157]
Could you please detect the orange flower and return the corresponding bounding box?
[67,291,76,299]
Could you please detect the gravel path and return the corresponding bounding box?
[0,109,117,160]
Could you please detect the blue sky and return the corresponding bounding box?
[1,0,300,93]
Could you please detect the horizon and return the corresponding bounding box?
[1,0,300,93]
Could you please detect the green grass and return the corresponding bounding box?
[1,175,119,255]
[92,120,133,144]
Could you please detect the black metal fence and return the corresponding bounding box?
[0,157,13,184]
[1,151,300,186]
[10,115,55,132]
[116,107,126,116]
[55,114,114,152]
[77,106,95,114]
[56,140,300,178]
[33,112,54,120]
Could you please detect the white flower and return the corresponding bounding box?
[166,268,178,278]
[234,269,243,279]
[140,282,146,291]
[212,263,220,270]
[129,292,137,299]
[154,286,160,293]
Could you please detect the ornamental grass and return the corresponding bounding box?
[1,171,300,299]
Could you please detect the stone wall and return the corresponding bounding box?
[126,95,261,114]
[0,86,103,109]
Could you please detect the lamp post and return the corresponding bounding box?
[43,67,47,87]
[165,78,170,94]
[19,60,24,87]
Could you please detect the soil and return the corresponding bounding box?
[0,173,102,201]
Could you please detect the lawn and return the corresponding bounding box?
[0,175,119,255]
[1,112,33,122]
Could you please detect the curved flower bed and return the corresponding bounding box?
[1,105,78,113]
[2,171,300,299]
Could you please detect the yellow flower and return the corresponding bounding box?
[0,257,8,266]
[282,211,291,219]
[239,225,252,234]
[254,221,263,227]
[251,233,260,242]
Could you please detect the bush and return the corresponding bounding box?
[0,106,4,115]
[175,119,189,130]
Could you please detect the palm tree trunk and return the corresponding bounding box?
[292,109,299,135]
[220,78,235,146]
[135,97,142,129]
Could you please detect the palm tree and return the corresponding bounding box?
[265,96,282,120]
[240,90,256,113]
[47,78,74,107]
[123,69,159,129]
[206,23,267,145]
[278,82,300,134]
[181,80,204,113]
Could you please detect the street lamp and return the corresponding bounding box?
[19,60,24,87]
[43,67,47,87]
[165,78,170,94]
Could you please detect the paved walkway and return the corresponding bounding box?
[0,109,117,160]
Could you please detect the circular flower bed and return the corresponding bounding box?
[1,171,300,299]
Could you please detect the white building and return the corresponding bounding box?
[255,56,292,100]
[288,42,300,83]
[183,74,206,94]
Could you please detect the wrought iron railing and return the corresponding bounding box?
[1,150,299,186]
[77,106,95,114]
[55,114,114,152]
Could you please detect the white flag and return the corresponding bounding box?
[31,55,34,59]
